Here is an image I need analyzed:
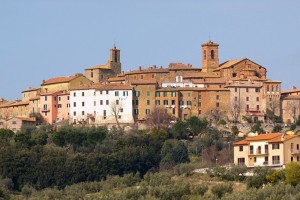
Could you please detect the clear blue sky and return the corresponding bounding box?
[0,1,299,100]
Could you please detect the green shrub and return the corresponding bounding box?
[190,183,208,196]
[211,183,233,198]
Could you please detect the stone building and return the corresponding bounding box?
[85,46,121,83]
[281,86,300,124]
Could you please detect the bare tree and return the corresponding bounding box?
[146,107,171,131]
[207,107,225,125]
[229,101,242,125]
[110,101,122,129]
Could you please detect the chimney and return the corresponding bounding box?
[139,66,142,71]
[292,86,297,90]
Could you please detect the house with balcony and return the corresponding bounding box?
[234,133,300,168]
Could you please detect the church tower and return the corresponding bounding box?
[201,41,219,72]
[108,46,121,74]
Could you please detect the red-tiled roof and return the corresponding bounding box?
[130,79,157,85]
[41,74,83,86]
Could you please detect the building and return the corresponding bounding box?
[69,83,134,127]
[106,41,280,125]
[281,86,300,124]
[234,133,300,168]
[85,46,121,83]
[0,117,36,132]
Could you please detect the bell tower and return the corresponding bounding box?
[108,46,121,74]
[201,41,219,72]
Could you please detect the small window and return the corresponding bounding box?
[232,73,237,77]
[73,102,76,107]
[216,102,219,107]
[255,88,260,93]
[73,111,76,116]
[82,111,85,115]
[272,143,280,150]
[116,100,119,105]
[257,105,259,110]
[256,97,259,101]
[146,109,150,114]
[239,146,243,151]
[246,97,249,101]
[235,88,237,92]
[216,95,219,100]
[163,92,167,97]
[106,100,109,105]
[146,100,150,105]
[164,100,168,105]
[187,101,192,105]
[211,50,214,59]
[115,91,119,96]
[74,92,76,97]
[82,92,85,96]
[155,100,160,105]
[147,91,150,96]
[136,100,138,105]
[82,102,85,106]
[155,92,160,97]
[246,88,249,92]
[100,100,103,105]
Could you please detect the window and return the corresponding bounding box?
[146,109,150,114]
[134,109,139,115]
[106,100,109,105]
[116,100,119,105]
[237,158,245,165]
[297,144,299,150]
[100,91,103,94]
[73,102,76,107]
[239,146,243,152]
[45,96,48,101]
[179,101,184,105]
[232,73,237,77]
[115,91,119,96]
[82,92,84,96]
[120,108,123,112]
[256,97,259,101]
[272,156,280,164]
[100,74,104,80]
[82,102,85,106]
[118,115,121,119]
[136,100,138,105]
[211,50,214,59]
[67,96,70,100]
[73,92,76,97]
[103,110,106,117]
[216,95,219,100]
[58,104,62,108]
[254,157,257,162]
[67,103,70,108]
[163,100,168,105]
[58,97,61,101]
[172,100,175,105]
[272,85,274,92]
[43,104,48,110]
[180,92,183,97]
[146,91,150,96]
[106,90,109,94]
[155,100,160,105]
[246,105,249,110]
[204,50,206,59]
[267,85,269,92]
[187,101,192,105]
[123,91,128,96]
[91,71,93,78]
[265,145,268,154]
[188,93,190,97]
[82,111,85,115]
[250,145,253,154]
[246,88,249,92]
[235,96,238,101]
[171,92,176,97]
[276,85,278,92]
[141,75,144,79]
[216,102,219,107]
[147,100,150,105]
[198,102,201,107]
[134,91,140,97]
[100,100,103,105]
[246,97,249,101]
[255,88,260,92]
[272,143,280,150]
[94,101,96,106]
[54,97,57,101]
[12,121,16,125]
[199,95,202,99]
[172,108,175,114]
[155,92,160,97]
[235,88,238,92]
[291,157,294,162]
[163,92,167,97]
[256,105,259,110]
[73,111,76,116]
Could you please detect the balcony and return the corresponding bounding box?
[41,108,50,112]
[248,150,268,156]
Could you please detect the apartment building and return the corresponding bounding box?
[234,133,300,168]
[69,83,134,127]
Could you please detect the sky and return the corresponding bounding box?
[0,0,299,100]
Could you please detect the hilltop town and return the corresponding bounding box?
[0,41,299,132]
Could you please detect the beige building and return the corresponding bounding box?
[234,133,300,168]
[281,86,300,124]
[0,117,36,132]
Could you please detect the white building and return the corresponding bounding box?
[70,83,134,127]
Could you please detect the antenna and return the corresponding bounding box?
[113,38,116,48]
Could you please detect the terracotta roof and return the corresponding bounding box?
[168,63,199,70]
[234,133,299,146]
[71,83,132,91]
[0,101,29,108]
[22,87,40,93]
[156,87,229,92]
[225,81,263,88]
[183,72,220,79]
[281,89,300,94]
[281,95,300,100]
[85,65,112,70]
[263,79,281,83]
[41,74,83,86]
[214,59,245,71]
[201,40,219,46]
[40,91,64,96]
[131,79,157,85]
[125,67,169,75]
[29,96,40,101]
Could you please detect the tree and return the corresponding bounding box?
[171,120,188,139]
[207,108,224,125]
[146,107,171,131]
[110,101,122,129]
[287,102,300,124]
[285,162,300,186]
[266,98,280,124]
[186,116,208,137]
[229,101,242,125]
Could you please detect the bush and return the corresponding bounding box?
[246,175,265,189]
[231,126,239,135]
[290,124,297,131]
[285,162,300,186]
[211,183,233,198]
[190,183,208,196]
[272,124,283,132]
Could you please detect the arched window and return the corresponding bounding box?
[204,50,206,60]
[211,50,214,59]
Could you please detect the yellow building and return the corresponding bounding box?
[234,133,300,168]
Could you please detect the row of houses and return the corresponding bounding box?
[0,41,299,132]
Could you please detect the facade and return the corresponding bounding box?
[0,101,30,119]
[69,83,134,127]
[0,117,36,132]
[281,86,300,124]
[234,133,300,168]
